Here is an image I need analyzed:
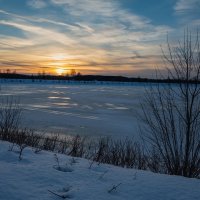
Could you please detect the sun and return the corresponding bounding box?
[56,68,65,75]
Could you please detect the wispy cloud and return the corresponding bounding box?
[50,0,150,28]
[174,0,200,13]
[27,0,47,9]
[0,0,175,76]
[174,0,200,26]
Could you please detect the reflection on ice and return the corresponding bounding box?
[52,102,70,106]
[48,96,60,99]
[30,104,50,108]
[108,106,129,110]
[48,96,71,100]
[105,103,129,110]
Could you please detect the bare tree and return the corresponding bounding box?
[141,30,200,178]
[70,69,76,77]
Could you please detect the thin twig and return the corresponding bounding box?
[108,183,122,193]
[48,189,68,199]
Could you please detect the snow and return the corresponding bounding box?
[0,141,199,200]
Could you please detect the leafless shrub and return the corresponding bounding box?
[141,30,200,178]
[93,137,109,163]
[43,134,59,151]
[26,130,42,148]
[6,128,33,160]
[68,135,86,157]
[0,97,22,142]
[90,137,147,169]
[57,137,69,154]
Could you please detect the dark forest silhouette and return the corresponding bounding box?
[0,71,199,84]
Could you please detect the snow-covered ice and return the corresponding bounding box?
[0,82,145,138]
[0,141,199,200]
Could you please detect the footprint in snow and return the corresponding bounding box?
[48,185,73,199]
[53,165,73,172]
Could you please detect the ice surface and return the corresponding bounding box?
[0,82,146,138]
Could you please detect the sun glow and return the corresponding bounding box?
[52,54,66,61]
[56,68,65,75]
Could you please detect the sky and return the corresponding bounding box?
[0,0,199,77]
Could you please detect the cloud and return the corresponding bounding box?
[0,0,174,76]
[0,20,77,46]
[0,9,95,33]
[174,0,200,12]
[27,0,46,9]
[50,0,150,28]
[174,0,200,17]
[174,0,200,26]
[49,0,172,49]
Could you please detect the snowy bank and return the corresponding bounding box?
[0,141,199,200]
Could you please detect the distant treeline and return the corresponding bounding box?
[0,72,199,84]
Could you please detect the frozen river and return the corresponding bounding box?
[0,82,145,138]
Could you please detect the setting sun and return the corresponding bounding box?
[56,68,65,75]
